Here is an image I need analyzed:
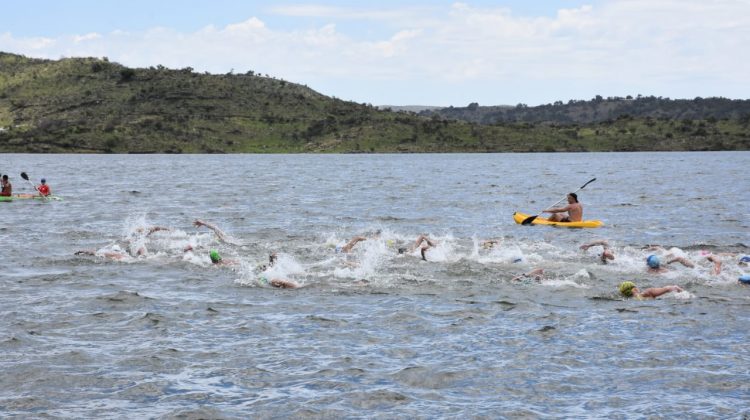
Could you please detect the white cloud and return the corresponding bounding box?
[73,32,101,43]
[0,1,748,105]
[269,4,417,21]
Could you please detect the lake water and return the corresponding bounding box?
[1,152,749,418]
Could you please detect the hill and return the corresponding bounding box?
[419,96,750,125]
[1,52,749,153]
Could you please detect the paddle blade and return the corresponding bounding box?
[20,172,29,181]
[521,215,538,225]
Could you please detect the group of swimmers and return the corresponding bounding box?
[507,238,750,299]
[74,214,750,298]
[73,217,451,289]
[511,192,750,299]
[70,187,749,297]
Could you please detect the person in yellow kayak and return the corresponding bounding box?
[544,192,582,222]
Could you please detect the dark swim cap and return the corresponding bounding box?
[41,178,46,183]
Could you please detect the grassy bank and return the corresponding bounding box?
[1,52,748,153]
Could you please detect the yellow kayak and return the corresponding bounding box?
[513,212,603,228]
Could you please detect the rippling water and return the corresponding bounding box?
[1,152,749,418]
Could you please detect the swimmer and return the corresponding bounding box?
[193,219,242,246]
[254,252,301,289]
[481,239,500,249]
[512,268,544,282]
[403,234,437,261]
[76,223,176,260]
[645,253,721,275]
[740,256,750,267]
[645,254,695,273]
[258,276,301,289]
[137,226,171,236]
[706,254,722,275]
[619,281,683,299]
[580,240,615,264]
[338,236,367,253]
[256,252,278,271]
[207,249,238,266]
[75,249,128,260]
[336,230,382,253]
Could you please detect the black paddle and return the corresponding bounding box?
[521,178,596,225]
[20,172,47,201]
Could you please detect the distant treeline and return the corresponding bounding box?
[419,96,750,125]
[1,52,748,153]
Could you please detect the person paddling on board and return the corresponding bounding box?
[619,281,684,299]
[37,178,50,196]
[0,175,12,197]
[544,193,582,222]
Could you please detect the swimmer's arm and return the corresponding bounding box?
[544,204,570,213]
[146,226,171,236]
[707,255,722,275]
[667,257,694,268]
[512,268,544,281]
[342,236,366,253]
[270,278,300,289]
[194,219,241,245]
[580,240,609,250]
[640,285,682,298]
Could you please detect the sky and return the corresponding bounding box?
[1,0,749,106]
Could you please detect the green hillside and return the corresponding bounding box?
[1,52,748,153]
[420,96,750,125]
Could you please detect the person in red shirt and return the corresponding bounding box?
[37,178,51,196]
[0,175,11,196]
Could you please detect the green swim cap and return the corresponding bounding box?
[619,281,636,297]
[209,250,222,263]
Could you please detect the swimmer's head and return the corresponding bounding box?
[41,178,46,184]
[398,247,407,254]
[739,274,750,284]
[386,239,394,247]
[335,245,342,253]
[600,249,615,263]
[646,255,660,269]
[619,281,636,297]
[739,256,750,266]
[209,250,222,264]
